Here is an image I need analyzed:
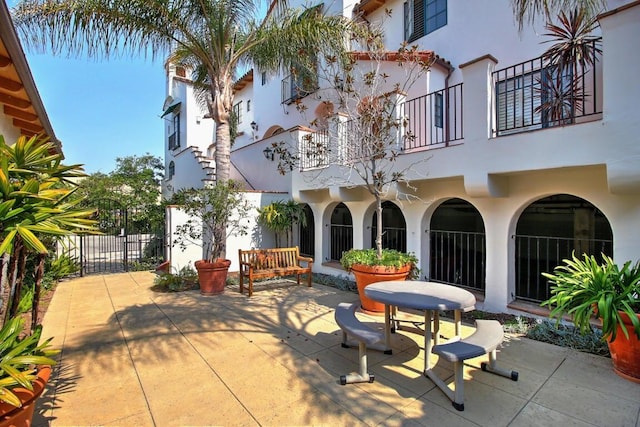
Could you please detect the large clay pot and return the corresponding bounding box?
[195,259,231,295]
[0,366,52,427]
[607,311,640,383]
[351,264,412,315]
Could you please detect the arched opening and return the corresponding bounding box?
[168,161,175,179]
[428,198,486,292]
[515,194,613,303]
[263,125,285,139]
[299,204,315,258]
[330,203,353,262]
[370,201,407,252]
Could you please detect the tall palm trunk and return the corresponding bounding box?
[210,75,233,260]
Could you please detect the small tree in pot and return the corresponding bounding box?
[171,180,252,295]
[269,22,429,313]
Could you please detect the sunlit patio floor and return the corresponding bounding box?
[34,271,640,426]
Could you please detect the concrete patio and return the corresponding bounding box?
[34,271,640,426]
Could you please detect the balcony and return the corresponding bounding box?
[401,84,464,149]
[492,38,602,136]
[298,85,464,171]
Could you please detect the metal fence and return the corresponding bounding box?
[427,230,486,292]
[514,234,613,303]
[57,199,165,275]
[401,83,464,149]
[330,224,353,262]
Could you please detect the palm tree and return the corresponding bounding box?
[511,0,607,30]
[12,0,351,259]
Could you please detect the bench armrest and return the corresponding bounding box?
[297,255,313,267]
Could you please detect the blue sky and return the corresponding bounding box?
[25,53,166,174]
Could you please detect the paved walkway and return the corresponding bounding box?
[34,272,640,426]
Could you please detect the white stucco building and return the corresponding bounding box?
[162,0,640,314]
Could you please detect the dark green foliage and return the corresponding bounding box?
[153,265,199,292]
[526,319,609,356]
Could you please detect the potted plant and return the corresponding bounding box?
[0,317,57,426]
[171,180,252,295]
[341,248,418,314]
[542,252,640,382]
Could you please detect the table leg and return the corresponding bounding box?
[454,310,461,338]
[433,311,440,345]
[424,309,433,371]
[383,304,392,354]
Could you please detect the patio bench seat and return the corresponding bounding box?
[238,246,313,297]
[334,302,385,385]
[432,319,519,411]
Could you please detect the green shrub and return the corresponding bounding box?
[526,319,610,357]
[153,265,199,292]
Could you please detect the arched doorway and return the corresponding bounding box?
[428,198,486,291]
[370,201,407,252]
[515,194,613,303]
[330,203,353,261]
[299,204,315,258]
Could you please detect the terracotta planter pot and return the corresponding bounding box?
[607,311,640,383]
[351,264,412,315]
[195,259,231,296]
[0,365,52,427]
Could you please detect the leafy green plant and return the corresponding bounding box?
[541,252,640,342]
[256,200,307,248]
[0,135,97,329]
[153,265,199,292]
[0,317,57,408]
[46,254,80,282]
[340,248,419,280]
[16,287,34,315]
[526,318,609,356]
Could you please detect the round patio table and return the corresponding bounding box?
[364,281,476,372]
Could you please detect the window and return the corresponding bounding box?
[404,0,447,42]
[261,72,267,86]
[282,64,318,104]
[169,113,180,150]
[495,72,540,134]
[232,102,242,124]
[168,161,175,179]
[426,0,447,34]
[434,92,443,128]
[247,100,251,112]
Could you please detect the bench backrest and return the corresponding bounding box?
[239,247,301,269]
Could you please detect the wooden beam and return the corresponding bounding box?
[0,76,23,92]
[13,118,42,132]
[4,105,37,122]
[0,55,10,68]
[0,92,31,109]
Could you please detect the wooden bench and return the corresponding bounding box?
[334,303,385,385]
[432,319,519,411]
[238,246,313,297]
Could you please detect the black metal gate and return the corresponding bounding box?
[58,199,165,275]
